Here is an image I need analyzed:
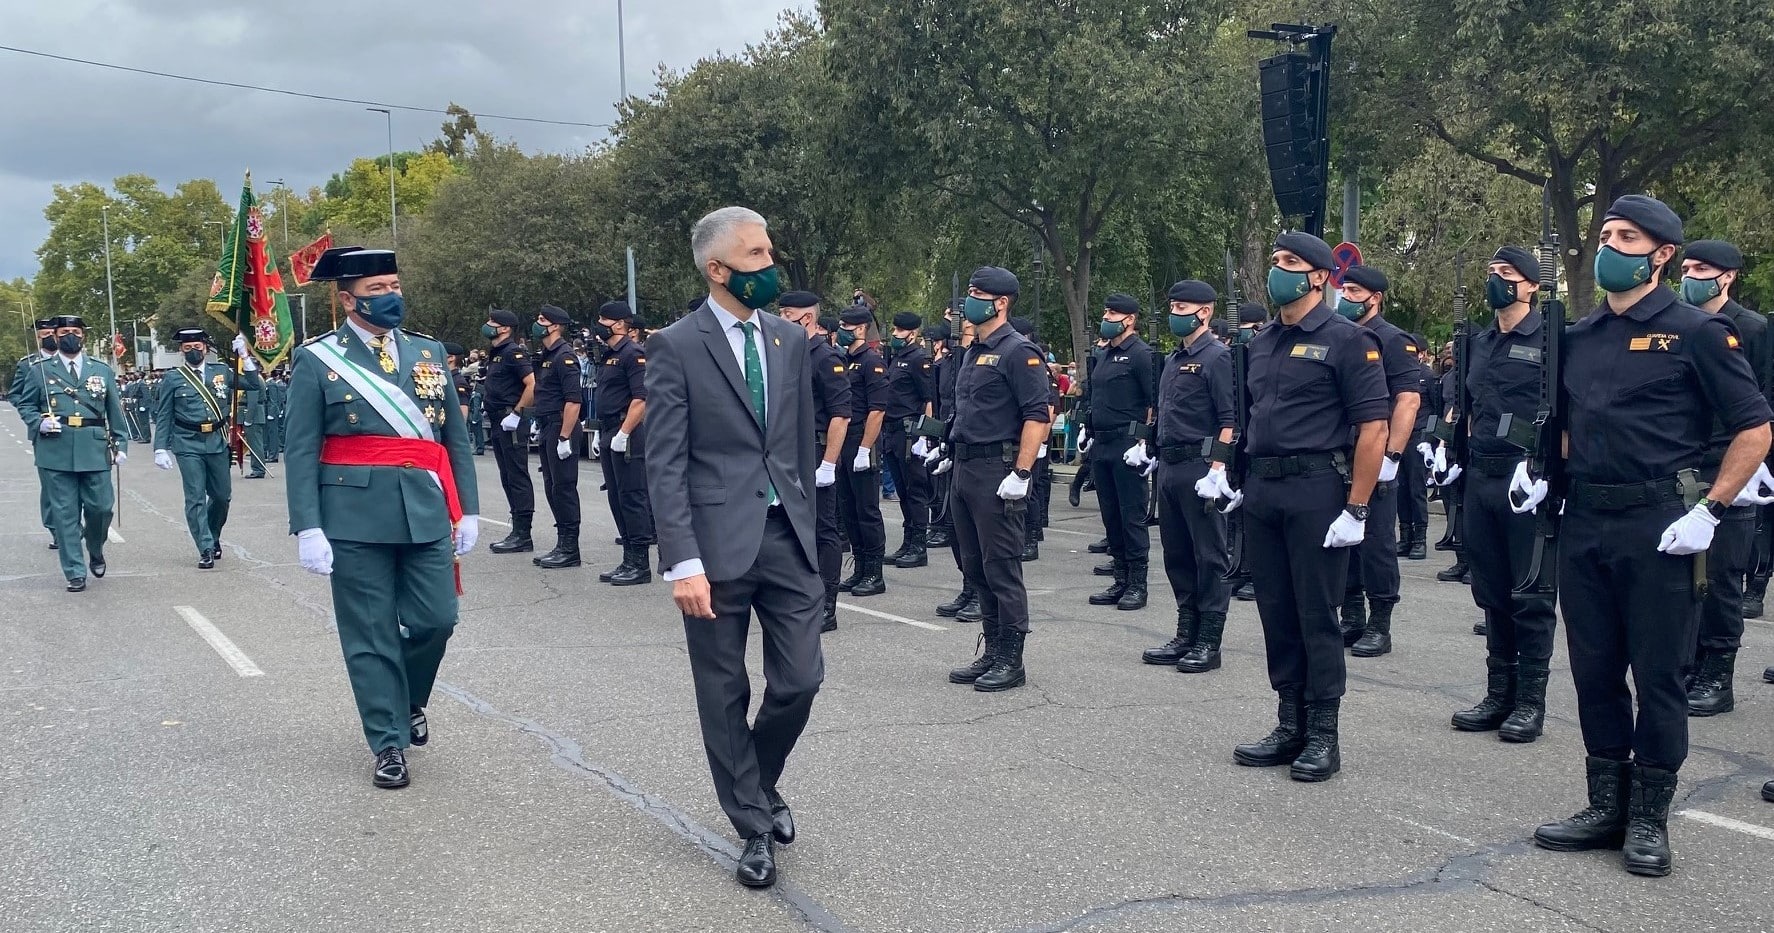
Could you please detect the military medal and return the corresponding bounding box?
[85,375,105,396]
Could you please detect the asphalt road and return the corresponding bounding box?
[2,406,1770,933]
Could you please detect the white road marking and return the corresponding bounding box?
[173,606,265,678]
[1045,526,1094,538]
[107,527,124,544]
[1679,809,1774,842]
[1387,815,1478,846]
[837,601,946,631]
[480,516,511,528]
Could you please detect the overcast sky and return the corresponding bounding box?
[0,0,807,282]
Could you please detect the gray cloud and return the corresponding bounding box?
[0,0,806,280]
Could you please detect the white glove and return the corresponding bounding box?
[1324,511,1367,548]
[1379,454,1399,483]
[1733,463,1774,507]
[556,438,572,460]
[1195,464,1235,501]
[154,450,174,471]
[1433,445,1449,476]
[611,431,630,454]
[297,528,333,575]
[1508,460,1548,514]
[1037,442,1049,460]
[500,412,521,432]
[852,446,872,472]
[1077,429,1092,454]
[454,515,480,556]
[112,450,126,466]
[1657,505,1719,556]
[1122,441,1152,469]
[590,430,601,450]
[922,443,947,467]
[996,471,1030,500]
[232,334,248,356]
[528,423,541,445]
[38,415,61,434]
[930,457,953,476]
[1217,489,1244,514]
[911,438,930,459]
[1437,464,1463,486]
[816,461,837,487]
[1416,441,1435,469]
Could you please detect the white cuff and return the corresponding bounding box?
[662,558,704,581]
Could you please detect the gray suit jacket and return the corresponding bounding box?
[644,302,819,582]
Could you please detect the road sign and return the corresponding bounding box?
[1330,241,1363,288]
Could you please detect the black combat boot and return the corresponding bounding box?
[1093,559,1115,576]
[1177,611,1225,673]
[1405,523,1428,560]
[956,593,984,623]
[837,556,865,592]
[1142,606,1199,665]
[1534,757,1633,852]
[974,627,1027,692]
[1234,687,1307,767]
[888,536,913,563]
[532,544,563,567]
[1351,598,1395,658]
[608,544,652,586]
[1744,575,1767,619]
[1472,618,1488,636]
[949,621,999,684]
[489,513,534,554]
[1686,649,1736,717]
[537,532,581,569]
[850,553,887,598]
[895,530,929,569]
[1436,555,1469,582]
[1020,536,1040,562]
[1290,699,1341,782]
[937,585,975,618]
[1088,537,1110,554]
[598,548,637,582]
[1233,580,1256,601]
[1451,656,1516,732]
[926,525,951,549]
[1089,560,1128,606]
[1116,560,1148,611]
[1623,766,1678,877]
[1500,658,1549,742]
[821,585,839,633]
[1338,588,1367,647]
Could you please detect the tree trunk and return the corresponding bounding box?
[1040,216,1093,378]
[1548,170,1594,313]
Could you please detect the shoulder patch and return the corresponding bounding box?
[1365,349,1381,362]
[634,357,646,364]
[1727,334,1741,350]
[1025,356,1042,366]
[833,365,846,373]
[873,366,885,374]
[1404,343,1418,353]
[513,352,525,360]
[564,357,577,366]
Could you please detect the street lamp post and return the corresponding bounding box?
[266,178,290,256]
[100,204,119,368]
[617,0,637,313]
[365,108,397,245]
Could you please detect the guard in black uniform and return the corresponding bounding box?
[482,308,536,553]
[926,319,958,551]
[1082,294,1157,611]
[937,267,1051,692]
[1526,196,1770,877]
[882,311,938,569]
[1139,280,1236,673]
[1678,239,1772,716]
[836,305,889,597]
[1434,357,1470,584]
[593,301,654,585]
[1336,265,1421,658]
[1449,246,1558,743]
[778,291,852,632]
[530,305,585,569]
[1010,316,1057,561]
[931,318,985,622]
[1397,335,1434,559]
[1228,232,1389,783]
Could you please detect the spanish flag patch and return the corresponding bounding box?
[1728,334,1741,349]
[1365,349,1380,362]
[1026,356,1042,365]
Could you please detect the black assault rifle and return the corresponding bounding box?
[1432,254,1469,549]
[1504,186,1566,597]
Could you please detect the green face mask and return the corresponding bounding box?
[1680,275,1724,305]
[1099,317,1127,340]
[723,263,782,310]
[482,323,500,340]
[835,328,857,347]
[1267,266,1312,305]
[1335,296,1366,320]
[962,295,998,325]
[1594,245,1656,294]
[531,322,549,339]
[1167,312,1202,338]
[889,336,907,350]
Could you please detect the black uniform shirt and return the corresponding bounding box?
[596,336,647,440]
[1562,286,1771,484]
[1439,368,1459,421]
[936,350,960,422]
[1709,299,1773,461]
[483,339,532,413]
[1087,334,1157,433]
[1363,315,1423,400]
[1157,333,1236,446]
[1413,361,1436,435]
[845,345,889,425]
[1244,302,1390,457]
[452,367,471,407]
[531,339,581,419]
[886,344,937,420]
[809,335,853,429]
[1465,309,1544,458]
[952,322,1050,445]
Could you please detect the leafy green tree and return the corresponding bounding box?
[316,150,459,233]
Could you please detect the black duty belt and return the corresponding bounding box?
[1469,454,1519,477]
[56,415,106,428]
[1160,443,1205,464]
[1247,452,1340,478]
[1567,478,1683,511]
[583,418,602,431]
[176,417,220,434]
[953,441,1016,461]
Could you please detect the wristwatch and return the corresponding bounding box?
[1698,497,1728,520]
[1344,503,1370,522]
[1384,450,1402,463]
[1013,468,1032,480]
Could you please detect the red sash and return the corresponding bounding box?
[320,435,465,593]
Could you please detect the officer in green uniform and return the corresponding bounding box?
[265,369,288,462]
[284,246,480,789]
[153,328,262,568]
[240,359,269,478]
[120,374,146,442]
[13,315,128,592]
[8,318,59,548]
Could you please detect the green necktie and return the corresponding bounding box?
[738,320,776,504]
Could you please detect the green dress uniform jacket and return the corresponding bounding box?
[13,354,129,581]
[266,378,288,459]
[154,362,252,555]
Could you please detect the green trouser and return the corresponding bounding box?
[45,469,113,580]
[267,419,283,459]
[328,537,458,752]
[245,424,266,473]
[176,451,232,555]
[38,467,52,531]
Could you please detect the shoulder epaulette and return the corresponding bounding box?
[402,329,438,342]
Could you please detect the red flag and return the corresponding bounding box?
[288,233,333,287]
[112,333,126,359]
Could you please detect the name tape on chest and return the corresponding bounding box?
[975,353,1001,366]
[1179,362,1203,374]
[1507,345,1544,363]
[1290,344,1329,361]
[1628,333,1680,352]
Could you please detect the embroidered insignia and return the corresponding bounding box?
[1025,357,1042,366]
[1404,344,1418,353]
[85,375,105,395]
[1629,333,1680,352]
[347,412,359,424]
[873,367,885,374]
[833,365,845,373]
[1290,344,1329,361]
[1507,345,1543,363]
[421,349,433,359]
[976,354,1001,365]
[1727,334,1741,350]
[1364,350,1380,362]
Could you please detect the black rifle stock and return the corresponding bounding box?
[1507,186,1565,597]
[1207,250,1249,513]
[1433,254,1469,550]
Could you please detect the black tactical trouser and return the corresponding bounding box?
[816,469,841,591]
[952,456,1030,633]
[1345,480,1401,603]
[490,415,535,520]
[536,416,581,538]
[1463,468,1558,661]
[838,431,886,558]
[1245,467,1351,701]
[600,432,655,545]
[1398,440,1429,526]
[1158,457,1230,615]
[880,421,932,537]
[1699,506,1754,651]
[1030,452,1052,534]
[1091,436,1149,562]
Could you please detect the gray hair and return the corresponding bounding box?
[691,206,768,274]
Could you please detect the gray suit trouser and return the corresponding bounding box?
[683,509,826,838]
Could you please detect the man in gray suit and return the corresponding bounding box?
[645,206,824,890]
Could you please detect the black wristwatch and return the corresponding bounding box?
[1013,468,1032,480]
[1344,503,1370,522]
[1698,497,1728,520]
[1384,450,1402,463]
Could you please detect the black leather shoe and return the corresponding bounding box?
[89,555,106,578]
[1436,561,1469,583]
[1019,539,1039,562]
[489,532,533,554]
[210,543,223,562]
[198,555,215,570]
[1765,665,1774,684]
[66,577,86,593]
[849,557,886,598]
[1088,537,1110,554]
[1338,591,1366,647]
[1472,619,1488,636]
[1686,649,1736,717]
[537,548,582,569]
[409,708,429,747]
[1744,597,1766,619]
[926,528,951,548]
[765,789,795,845]
[531,547,562,566]
[1233,581,1256,601]
[1093,560,1115,576]
[373,747,409,789]
[609,545,652,586]
[895,544,929,568]
[1762,779,1773,803]
[1289,700,1341,782]
[955,596,984,624]
[950,626,998,684]
[48,540,58,550]
[245,471,266,479]
[736,833,776,888]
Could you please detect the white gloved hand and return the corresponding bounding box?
[1122,441,1152,469]
[1433,445,1449,476]
[1380,455,1400,483]
[922,443,947,467]
[556,438,572,460]
[852,446,872,472]
[1195,464,1235,501]
[1324,511,1367,548]
[1037,441,1049,460]
[1077,429,1092,454]
[1657,504,1719,556]
[1733,463,1774,507]
[590,430,601,451]
[232,334,248,356]
[528,423,541,445]
[816,461,837,487]
[297,528,333,575]
[1416,441,1435,469]
[154,449,174,471]
[1217,489,1245,514]
[911,438,930,459]
[930,457,953,476]
[454,515,480,556]
[38,415,61,434]
[611,431,630,454]
[996,471,1030,500]
[1438,463,1463,486]
[112,450,126,466]
[1508,460,1548,514]
[500,412,521,432]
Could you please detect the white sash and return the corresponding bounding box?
[308,335,431,440]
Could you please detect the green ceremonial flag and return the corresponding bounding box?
[207,173,295,370]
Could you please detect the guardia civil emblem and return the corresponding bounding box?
[85,375,105,396]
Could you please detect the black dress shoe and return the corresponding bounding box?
[198,555,215,570]
[1087,537,1110,554]
[89,558,106,578]
[765,789,795,844]
[48,541,58,550]
[373,747,409,788]
[1763,779,1773,803]
[410,708,429,747]
[1233,581,1256,601]
[211,543,224,562]
[735,833,776,888]
[245,472,266,479]
[66,577,86,593]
